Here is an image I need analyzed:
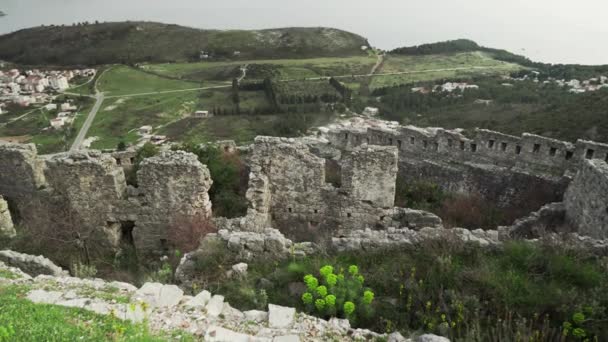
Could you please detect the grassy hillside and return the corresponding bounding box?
[391,39,608,79]
[0,22,369,66]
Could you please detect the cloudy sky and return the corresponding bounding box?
[1,0,606,65]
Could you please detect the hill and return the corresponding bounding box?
[0,21,370,66]
[391,39,608,79]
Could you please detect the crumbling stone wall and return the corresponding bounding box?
[0,143,46,203]
[233,137,441,241]
[564,159,608,239]
[327,125,608,178]
[325,124,602,211]
[128,151,213,257]
[0,144,213,260]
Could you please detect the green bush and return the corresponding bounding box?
[174,143,248,218]
[300,264,375,323]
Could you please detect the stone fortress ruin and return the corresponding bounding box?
[1,117,608,263]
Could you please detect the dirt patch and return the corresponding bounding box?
[0,135,31,143]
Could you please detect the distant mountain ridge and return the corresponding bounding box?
[0,21,370,66]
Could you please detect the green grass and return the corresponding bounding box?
[144,56,377,82]
[97,66,203,96]
[194,241,608,340]
[0,269,18,280]
[0,284,194,341]
[0,96,94,154]
[369,51,522,89]
[88,92,198,149]
[161,112,335,145]
[87,87,274,149]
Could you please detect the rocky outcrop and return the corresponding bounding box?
[0,258,450,342]
[0,250,68,276]
[0,196,15,238]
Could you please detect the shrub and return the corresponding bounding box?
[167,212,216,255]
[174,143,248,218]
[300,264,375,324]
[394,179,444,211]
[70,261,98,278]
[125,143,159,186]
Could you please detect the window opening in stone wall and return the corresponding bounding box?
[549,147,557,156]
[488,140,495,148]
[565,151,573,160]
[410,137,415,144]
[325,159,342,187]
[423,140,428,149]
[115,158,122,166]
[288,207,292,213]
[344,133,348,140]
[119,221,135,246]
[605,153,608,163]
[447,139,453,148]
[533,144,541,153]
[160,239,169,254]
[388,138,393,145]
[460,141,465,150]
[470,143,477,152]
[347,213,352,218]
[397,140,402,148]
[130,157,135,164]
[433,142,439,151]
[586,149,595,159]
[516,145,522,154]
[314,209,318,214]
[501,142,507,151]
[366,137,370,144]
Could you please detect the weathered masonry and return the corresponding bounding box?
[2,119,608,261]
[0,144,212,259]
[227,137,441,241]
[325,125,608,211]
[327,125,608,177]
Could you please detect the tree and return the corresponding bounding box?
[116,141,127,151]
[0,11,6,17]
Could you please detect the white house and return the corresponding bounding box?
[363,107,379,116]
[139,125,153,135]
[49,76,69,91]
[192,110,211,118]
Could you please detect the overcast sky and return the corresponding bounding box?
[1,0,607,65]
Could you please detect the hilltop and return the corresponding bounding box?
[0,21,370,66]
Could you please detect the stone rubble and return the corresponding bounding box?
[0,258,450,341]
[0,249,68,277]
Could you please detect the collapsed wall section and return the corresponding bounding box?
[564,159,608,239]
[0,143,46,198]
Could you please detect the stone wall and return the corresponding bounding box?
[0,143,46,199]
[324,122,601,212]
[128,151,213,257]
[0,144,213,260]
[236,137,441,241]
[326,124,608,178]
[564,159,608,239]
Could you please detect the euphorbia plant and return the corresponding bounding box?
[300,264,375,323]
